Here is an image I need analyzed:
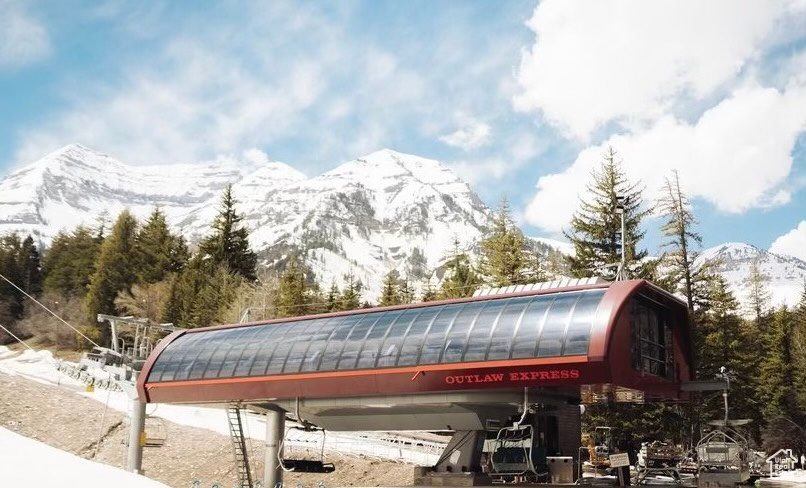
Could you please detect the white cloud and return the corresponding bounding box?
[770,221,806,261]
[439,116,492,150]
[513,0,806,139]
[447,158,509,185]
[525,83,806,232]
[0,1,50,68]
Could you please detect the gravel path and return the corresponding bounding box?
[0,372,415,487]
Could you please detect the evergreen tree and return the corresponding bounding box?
[42,226,103,297]
[340,271,363,311]
[758,306,799,420]
[657,170,701,311]
[198,185,257,281]
[697,276,762,439]
[421,277,438,302]
[746,260,771,324]
[135,208,189,284]
[85,211,139,340]
[325,281,340,312]
[0,235,25,324]
[17,236,42,295]
[794,286,806,412]
[480,199,529,286]
[399,276,415,304]
[379,271,402,307]
[564,147,650,279]
[276,255,308,318]
[440,238,479,299]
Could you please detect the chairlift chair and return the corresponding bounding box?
[144,416,167,447]
[489,423,542,482]
[281,423,335,474]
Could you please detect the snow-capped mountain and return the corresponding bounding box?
[694,242,806,311]
[0,144,248,239]
[0,145,494,299]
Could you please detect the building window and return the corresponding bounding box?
[630,298,673,379]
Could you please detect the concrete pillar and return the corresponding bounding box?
[264,408,286,488]
[127,398,146,473]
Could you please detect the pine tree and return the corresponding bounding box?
[85,211,139,340]
[564,147,650,279]
[758,306,799,420]
[42,226,103,297]
[399,276,415,304]
[16,236,42,295]
[198,185,257,281]
[658,170,701,311]
[340,271,363,311]
[379,270,402,307]
[135,208,189,284]
[325,281,340,312]
[440,238,479,299]
[0,235,25,323]
[793,286,806,412]
[480,199,528,286]
[421,277,438,302]
[276,255,308,318]
[746,260,771,324]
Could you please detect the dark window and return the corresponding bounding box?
[377,309,422,367]
[396,307,442,366]
[301,317,343,372]
[283,319,329,373]
[630,298,673,378]
[317,316,355,371]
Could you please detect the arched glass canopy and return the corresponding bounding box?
[146,288,606,383]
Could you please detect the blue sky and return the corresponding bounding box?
[1,0,805,259]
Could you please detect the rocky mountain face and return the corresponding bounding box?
[2,145,804,307]
[694,242,806,312]
[0,144,494,299]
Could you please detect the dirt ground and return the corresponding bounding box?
[0,371,416,487]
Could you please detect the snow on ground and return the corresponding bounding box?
[0,427,170,487]
[0,347,443,465]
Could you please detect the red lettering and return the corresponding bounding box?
[550,370,560,379]
[509,372,519,381]
[570,369,580,379]
[465,375,474,383]
[530,371,540,380]
[539,371,551,380]
[473,374,483,383]
[446,376,455,384]
[560,370,570,379]
[456,376,464,384]
[492,373,504,382]
[518,372,531,381]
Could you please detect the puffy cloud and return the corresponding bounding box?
[0,1,50,68]
[525,84,806,232]
[513,0,805,139]
[770,221,806,261]
[439,116,492,151]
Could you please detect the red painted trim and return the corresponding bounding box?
[144,355,589,390]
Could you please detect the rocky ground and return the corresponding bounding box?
[0,371,415,487]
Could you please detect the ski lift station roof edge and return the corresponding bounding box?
[137,278,693,429]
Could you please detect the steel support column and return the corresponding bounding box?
[127,398,146,473]
[264,408,286,488]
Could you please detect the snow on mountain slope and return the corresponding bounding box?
[0,144,245,240]
[694,242,806,311]
[0,145,494,300]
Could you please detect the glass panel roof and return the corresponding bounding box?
[148,289,605,383]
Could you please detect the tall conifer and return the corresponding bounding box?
[198,185,257,281]
[564,147,649,279]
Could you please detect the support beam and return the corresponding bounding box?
[127,398,146,473]
[264,408,286,488]
[433,430,485,473]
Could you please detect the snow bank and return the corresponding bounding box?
[0,427,170,487]
[0,345,17,359]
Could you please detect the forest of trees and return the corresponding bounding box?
[0,150,804,452]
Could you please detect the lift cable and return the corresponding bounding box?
[0,270,101,349]
[0,322,35,351]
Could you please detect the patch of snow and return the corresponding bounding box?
[0,427,171,487]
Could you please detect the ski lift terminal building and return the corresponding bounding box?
[137,278,693,484]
